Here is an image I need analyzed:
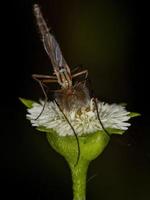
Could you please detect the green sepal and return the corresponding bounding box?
[36,126,53,133]
[19,98,36,108]
[106,128,125,135]
[129,112,141,118]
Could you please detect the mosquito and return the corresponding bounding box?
[33,4,109,166]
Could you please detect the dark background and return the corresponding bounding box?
[1,0,150,199]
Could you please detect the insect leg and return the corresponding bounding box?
[72,69,88,79]
[32,76,49,120]
[72,69,88,86]
[71,66,84,74]
[32,74,57,79]
[86,77,110,136]
[93,98,110,137]
[54,99,80,167]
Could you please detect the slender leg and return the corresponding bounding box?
[54,99,80,166]
[32,76,48,119]
[32,74,57,79]
[72,70,88,78]
[32,74,58,88]
[72,70,88,86]
[42,79,59,83]
[71,66,84,73]
[93,98,110,137]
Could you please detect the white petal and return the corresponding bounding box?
[26,99,131,136]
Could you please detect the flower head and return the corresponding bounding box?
[27,99,131,136]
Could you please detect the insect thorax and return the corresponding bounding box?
[55,83,90,111]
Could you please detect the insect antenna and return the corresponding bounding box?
[54,99,80,166]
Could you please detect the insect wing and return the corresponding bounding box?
[43,33,69,72]
[33,4,71,75]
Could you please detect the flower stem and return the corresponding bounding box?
[70,161,89,200]
[46,131,110,200]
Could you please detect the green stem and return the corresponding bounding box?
[70,161,89,200]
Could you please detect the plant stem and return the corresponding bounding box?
[70,161,89,200]
[46,131,110,200]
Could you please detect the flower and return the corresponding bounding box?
[26,99,131,136]
[20,96,139,200]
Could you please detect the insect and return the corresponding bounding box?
[33,4,109,166]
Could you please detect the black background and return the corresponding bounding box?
[1,0,150,199]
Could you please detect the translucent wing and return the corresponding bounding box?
[33,4,71,74]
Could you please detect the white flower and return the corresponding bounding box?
[27,99,131,136]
